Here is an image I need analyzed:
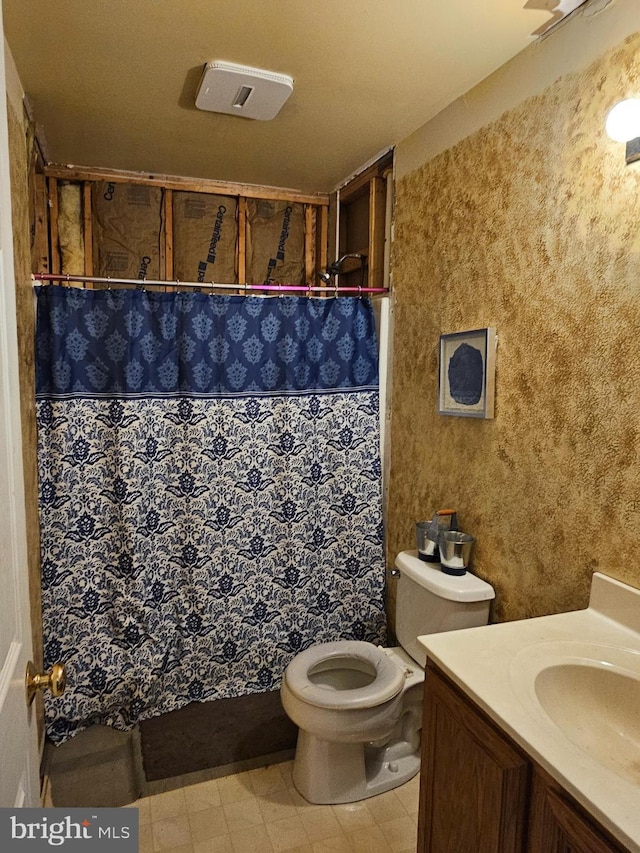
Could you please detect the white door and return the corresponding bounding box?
[0,6,40,807]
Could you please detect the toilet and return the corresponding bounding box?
[280,549,495,804]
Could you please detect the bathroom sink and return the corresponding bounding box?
[511,641,640,785]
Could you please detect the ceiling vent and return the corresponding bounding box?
[195,61,294,121]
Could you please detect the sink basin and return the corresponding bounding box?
[535,661,640,785]
[511,641,640,785]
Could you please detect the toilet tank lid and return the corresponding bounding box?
[395,551,495,603]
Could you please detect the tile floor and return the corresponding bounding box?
[126,760,419,853]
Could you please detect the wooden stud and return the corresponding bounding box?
[304,204,316,288]
[162,189,174,287]
[368,176,386,290]
[33,173,50,274]
[83,182,93,280]
[237,197,247,288]
[338,150,393,205]
[327,193,338,270]
[43,164,329,208]
[48,177,60,274]
[318,204,329,272]
[317,204,329,288]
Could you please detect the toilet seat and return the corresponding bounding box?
[284,640,405,710]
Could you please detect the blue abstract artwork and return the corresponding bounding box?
[448,343,483,405]
[438,328,496,419]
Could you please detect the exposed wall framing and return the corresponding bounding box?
[337,150,393,290]
[38,165,330,289]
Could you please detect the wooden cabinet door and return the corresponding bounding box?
[527,769,629,853]
[418,664,529,853]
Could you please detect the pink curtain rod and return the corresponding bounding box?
[32,273,389,295]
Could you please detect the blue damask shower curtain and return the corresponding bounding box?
[35,285,386,744]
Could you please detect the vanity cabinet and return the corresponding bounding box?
[527,768,628,853]
[418,662,529,853]
[418,663,629,853]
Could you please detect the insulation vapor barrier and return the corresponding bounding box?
[92,182,163,280]
[173,192,238,284]
[246,199,304,285]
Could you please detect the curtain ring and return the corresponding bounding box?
[358,284,362,298]
[106,275,111,292]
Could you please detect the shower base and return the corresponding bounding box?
[140,689,297,781]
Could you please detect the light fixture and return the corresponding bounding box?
[605,98,640,164]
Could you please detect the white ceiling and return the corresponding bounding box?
[3,1,574,193]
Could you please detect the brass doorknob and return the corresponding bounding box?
[25,661,66,706]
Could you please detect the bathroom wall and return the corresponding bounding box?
[387,1,640,624]
[6,42,44,726]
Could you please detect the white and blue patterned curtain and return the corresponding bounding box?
[35,286,386,744]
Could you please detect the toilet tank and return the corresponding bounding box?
[394,550,495,667]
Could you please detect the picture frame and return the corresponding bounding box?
[438,327,496,419]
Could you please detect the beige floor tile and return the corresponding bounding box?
[152,814,193,850]
[230,824,276,852]
[139,822,154,853]
[249,763,288,795]
[394,777,420,815]
[367,790,408,824]
[298,808,343,843]
[257,787,299,823]
[311,833,354,853]
[194,835,235,853]
[348,825,393,853]
[131,757,419,853]
[265,815,310,852]
[331,801,374,834]
[378,815,417,853]
[188,805,229,843]
[289,786,320,810]
[217,771,254,805]
[223,797,265,834]
[150,788,188,822]
[126,796,152,825]
[184,778,222,812]
[277,761,295,786]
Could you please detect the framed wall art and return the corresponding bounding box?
[438,327,496,419]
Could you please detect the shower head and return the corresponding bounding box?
[331,253,365,274]
[318,253,366,282]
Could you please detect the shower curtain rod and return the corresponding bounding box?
[32,273,389,296]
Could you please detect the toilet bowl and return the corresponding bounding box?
[281,550,495,804]
[281,641,423,804]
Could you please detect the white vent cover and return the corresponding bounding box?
[195,61,293,120]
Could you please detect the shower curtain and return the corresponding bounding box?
[35,285,387,744]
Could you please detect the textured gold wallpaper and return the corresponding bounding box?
[388,33,640,623]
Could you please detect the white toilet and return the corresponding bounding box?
[280,549,495,804]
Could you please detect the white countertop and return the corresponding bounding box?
[418,571,640,852]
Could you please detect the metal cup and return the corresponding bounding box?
[438,531,474,575]
[416,521,439,562]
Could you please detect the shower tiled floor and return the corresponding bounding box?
[126,759,419,853]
